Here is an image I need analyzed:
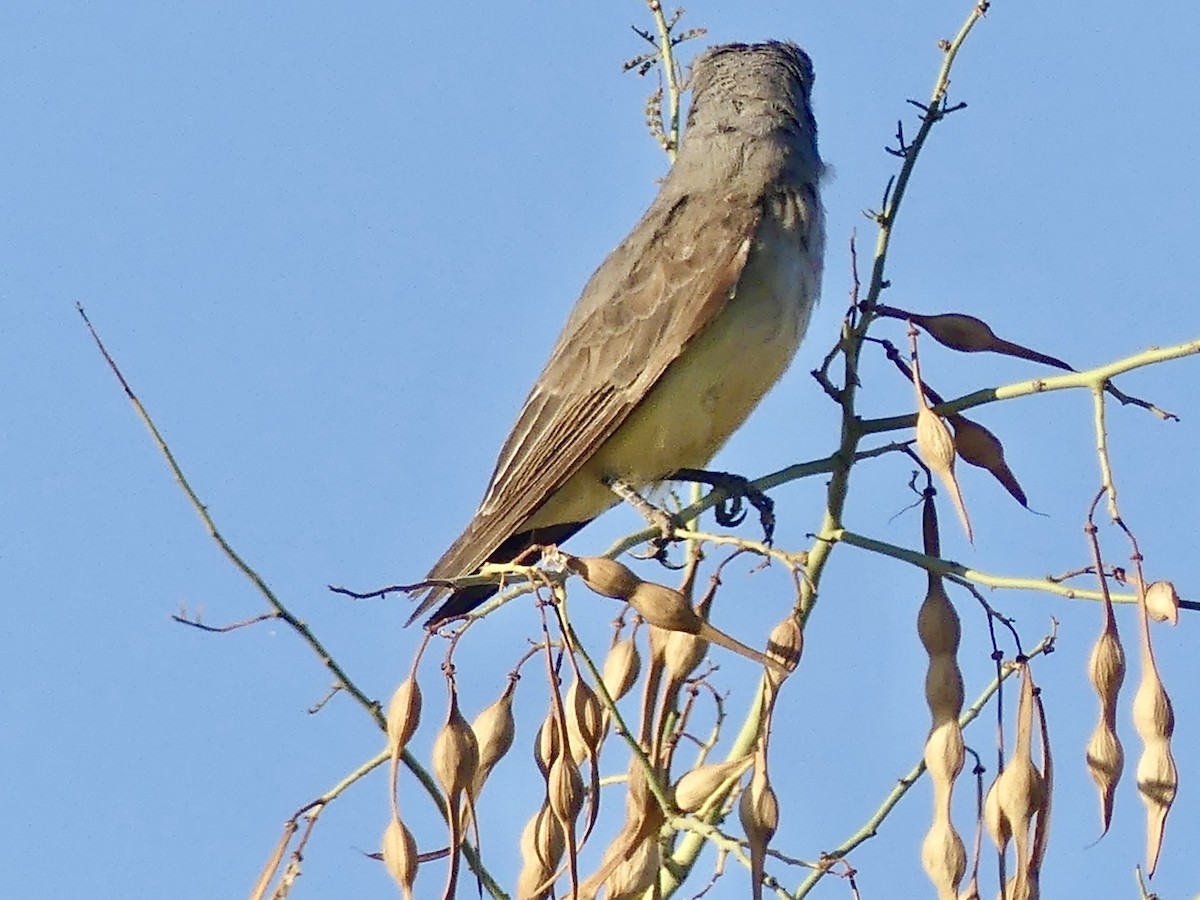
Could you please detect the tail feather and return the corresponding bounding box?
[409,519,593,627]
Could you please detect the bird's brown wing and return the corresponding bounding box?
[410,190,762,622]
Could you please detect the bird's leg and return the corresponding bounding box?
[668,468,776,545]
[604,477,681,565]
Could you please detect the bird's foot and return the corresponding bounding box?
[669,468,775,545]
[605,477,684,566]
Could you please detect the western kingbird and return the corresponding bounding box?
[410,41,824,627]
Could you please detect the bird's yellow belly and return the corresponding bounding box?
[526,247,814,529]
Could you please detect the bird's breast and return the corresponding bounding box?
[527,203,822,529]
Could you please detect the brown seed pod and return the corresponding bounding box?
[601,836,660,900]
[916,406,973,543]
[918,579,961,659]
[739,758,779,900]
[567,555,642,600]
[924,719,965,786]
[673,754,753,814]
[386,677,423,754]
[381,816,419,900]
[387,676,424,821]
[662,627,707,681]
[920,815,966,900]
[948,414,1028,508]
[547,754,585,828]
[1085,722,1123,836]
[1088,629,1126,703]
[431,691,480,900]
[533,711,561,778]
[601,634,641,702]
[765,614,803,683]
[912,312,997,352]
[1132,665,1177,876]
[628,581,704,633]
[514,804,565,900]
[1144,580,1180,626]
[433,694,480,803]
[470,682,517,799]
[984,667,1046,899]
[925,656,965,728]
[564,675,604,764]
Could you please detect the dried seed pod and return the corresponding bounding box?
[514,804,565,900]
[912,312,997,352]
[431,692,480,899]
[1144,580,1180,626]
[433,694,480,804]
[1086,625,1125,835]
[925,719,965,786]
[578,756,665,900]
[386,677,423,753]
[470,682,517,798]
[958,875,982,900]
[739,757,778,900]
[381,816,418,900]
[629,581,704,633]
[918,579,961,660]
[904,310,1072,371]
[1085,723,1123,836]
[948,414,1027,507]
[919,573,966,900]
[564,675,604,764]
[568,555,642,600]
[920,815,966,900]
[547,754,585,828]
[984,667,1046,900]
[925,656,965,728]
[919,578,963,725]
[765,614,803,683]
[1132,662,1177,876]
[602,634,641,702]
[533,711,561,777]
[602,836,660,900]
[662,627,707,682]
[673,754,753,813]
[387,676,424,821]
[916,406,973,543]
[1088,628,1126,702]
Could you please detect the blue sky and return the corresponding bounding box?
[4,2,1200,898]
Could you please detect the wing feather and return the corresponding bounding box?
[420,190,762,599]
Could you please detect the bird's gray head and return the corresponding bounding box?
[685,41,816,142]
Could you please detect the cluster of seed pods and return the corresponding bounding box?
[916,495,968,900]
[983,663,1051,900]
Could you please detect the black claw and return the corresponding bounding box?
[670,468,776,545]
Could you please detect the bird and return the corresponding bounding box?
[409,40,825,627]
